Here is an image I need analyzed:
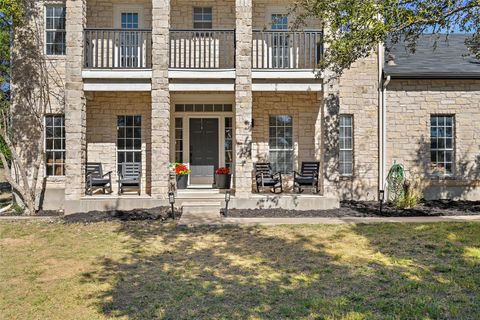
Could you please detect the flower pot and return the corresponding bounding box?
[176,174,188,189]
[215,173,231,189]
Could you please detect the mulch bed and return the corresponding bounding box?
[224,200,480,218]
[63,207,180,223]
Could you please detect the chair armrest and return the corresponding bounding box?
[102,171,112,178]
[273,171,282,178]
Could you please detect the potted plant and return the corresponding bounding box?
[175,163,190,189]
[215,167,232,189]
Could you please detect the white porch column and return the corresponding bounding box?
[234,0,253,196]
[151,0,171,198]
[65,0,87,201]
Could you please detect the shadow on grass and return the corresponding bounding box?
[83,222,480,319]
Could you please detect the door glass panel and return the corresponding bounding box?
[120,12,139,68]
[271,14,289,68]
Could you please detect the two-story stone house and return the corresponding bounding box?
[11,1,480,213]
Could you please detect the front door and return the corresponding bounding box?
[189,118,219,185]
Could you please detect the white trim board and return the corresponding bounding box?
[169,83,235,91]
[169,69,236,79]
[82,70,152,79]
[83,82,151,91]
[252,70,321,79]
[252,83,322,91]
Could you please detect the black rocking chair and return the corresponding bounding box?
[294,161,320,193]
[85,162,112,195]
[254,162,283,193]
[118,162,142,195]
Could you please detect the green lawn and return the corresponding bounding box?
[0,221,479,320]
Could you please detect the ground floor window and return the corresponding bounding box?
[339,115,353,176]
[269,115,293,174]
[430,115,454,175]
[117,115,141,172]
[224,117,233,168]
[174,118,183,163]
[45,115,65,176]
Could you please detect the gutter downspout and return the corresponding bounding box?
[377,40,384,200]
[378,33,392,202]
[382,74,391,201]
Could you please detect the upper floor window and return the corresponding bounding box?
[193,7,212,29]
[269,115,293,174]
[271,14,288,30]
[430,115,454,175]
[45,6,66,55]
[45,115,65,176]
[339,115,354,176]
[121,12,139,29]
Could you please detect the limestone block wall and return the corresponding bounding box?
[11,1,67,191]
[171,0,235,29]
[86,92,152,195]
[86,0,152,28]
[252,92,321,190]
[386,79,480,200]
[253,0,322,29]
[327,54,380,201]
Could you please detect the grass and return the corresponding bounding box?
[0,221,479,319]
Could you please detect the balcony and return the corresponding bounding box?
[169,29,235,69]
[83,29,322,70]
[252,30,323,69]
[82,28,323,92]
[84,29,152,69]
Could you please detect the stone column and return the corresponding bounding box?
[150,0,170,198]
[234,0,253,197]
[65,0,87,201]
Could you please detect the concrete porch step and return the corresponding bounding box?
[177,192,226,200]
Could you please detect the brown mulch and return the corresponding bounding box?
[63,207,180,223]
[224,200,480,218]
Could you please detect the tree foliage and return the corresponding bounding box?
[293,0,480,76]
[0,0,24,165]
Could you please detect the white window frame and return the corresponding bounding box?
[269,115,294,174]
[339,114,354,176]
[430,115,455,176]
[44,5,66,56]
[113,5,144,29]
[117,115,142,172]
[44,115,66,176]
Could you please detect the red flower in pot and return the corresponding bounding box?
[215,167,231,189]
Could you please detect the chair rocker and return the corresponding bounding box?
[85,162,112,195]
[118,162,142,195]
[254,162,283,193]
[294,161,320,194]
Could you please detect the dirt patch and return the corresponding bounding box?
[63,206,180,224]
[225,200,480,218]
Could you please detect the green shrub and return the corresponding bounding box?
[396,180,422,209]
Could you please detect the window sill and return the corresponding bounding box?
[428,174,456,180]
[45,55,66,60]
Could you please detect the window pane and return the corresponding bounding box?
[269,115,293,174]
[430,115,454,174]
[339,115,353,176]
[45,115,65,176]
[117,115,142,168]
